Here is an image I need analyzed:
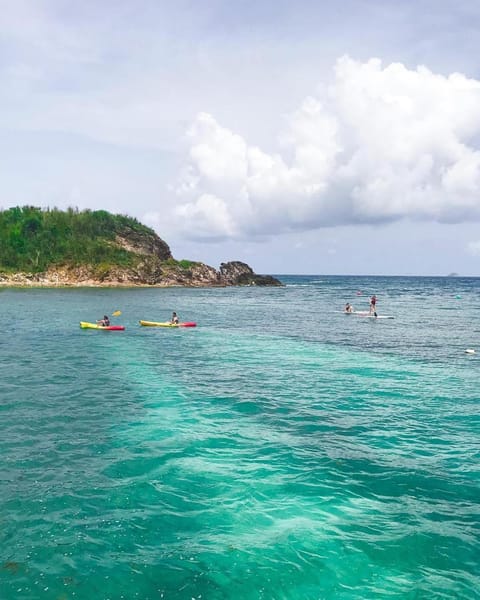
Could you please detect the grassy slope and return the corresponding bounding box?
[0,207,170,273]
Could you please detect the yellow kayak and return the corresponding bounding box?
[80,321,125,331]
[139,320,197,328]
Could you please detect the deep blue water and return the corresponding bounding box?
[0,276,479,599]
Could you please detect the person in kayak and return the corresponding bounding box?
[171,312,179,325]
[97,315,110,327]
[369,295,377,316]
[345,302,354,313]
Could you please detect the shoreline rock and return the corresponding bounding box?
[0,261,283,288]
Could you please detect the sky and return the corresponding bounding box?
[1,0,480,275]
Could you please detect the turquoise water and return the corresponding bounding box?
[0,276,479,599]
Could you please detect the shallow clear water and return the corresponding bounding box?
[0,276,479,599]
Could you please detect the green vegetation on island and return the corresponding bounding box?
[0,206,171,273]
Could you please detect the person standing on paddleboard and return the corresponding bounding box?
[369,295,377,317]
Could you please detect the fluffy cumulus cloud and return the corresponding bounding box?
[172,56,480,240]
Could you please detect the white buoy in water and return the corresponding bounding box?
[465,349,476,354]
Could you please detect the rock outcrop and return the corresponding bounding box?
[219,261,282,286]
[0,260,282,287]
[114,228,172,261]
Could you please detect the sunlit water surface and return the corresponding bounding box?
[0,276,479,599]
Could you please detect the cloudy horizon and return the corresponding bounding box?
[1,1,480,275]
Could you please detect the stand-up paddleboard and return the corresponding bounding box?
[139,320,197,328]
[334,310,371,315]
[357,314,394,320]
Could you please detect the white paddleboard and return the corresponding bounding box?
[357,314,394,319]
[334,310,370,315]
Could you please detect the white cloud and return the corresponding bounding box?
[176,193,237,240]
[172,56,480,240]
[467,240,480,256]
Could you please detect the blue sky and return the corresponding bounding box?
[1,0,480,275]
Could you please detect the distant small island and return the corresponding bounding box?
[446,272,459,277]
[0,206,282,287]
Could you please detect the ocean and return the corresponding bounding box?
[0,275,479,599]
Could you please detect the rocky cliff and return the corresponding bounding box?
[0,260,282,287]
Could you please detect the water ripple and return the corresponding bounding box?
[0,283,479,598]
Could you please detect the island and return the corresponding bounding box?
[0,206,282,287]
